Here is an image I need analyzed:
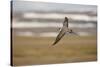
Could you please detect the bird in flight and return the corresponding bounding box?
[52,17,77,46]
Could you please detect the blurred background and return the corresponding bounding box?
[12,0,97,66]
[12,1,97,37]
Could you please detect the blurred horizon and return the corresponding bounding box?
[12,1,97,37]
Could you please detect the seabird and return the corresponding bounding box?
[52,17,77,46]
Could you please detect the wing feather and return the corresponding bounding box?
[52,29,66,46]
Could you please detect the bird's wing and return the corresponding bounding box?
[63,17,68,27]
[52,29,66,46]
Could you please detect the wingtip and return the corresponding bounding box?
[51,43,56,46]
[64,17,68,22]
[52,44,55,46]
[65,17,68,20]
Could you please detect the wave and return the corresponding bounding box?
[12,21,95,28]
[15,31,93,37]
[23,13,97,21]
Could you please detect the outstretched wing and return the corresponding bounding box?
[52,29,66,46]
[63,17,68,27]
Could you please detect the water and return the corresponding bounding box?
[12,1,97,37]
[13,21,96,28]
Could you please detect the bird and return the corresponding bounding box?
[52,17,77,46]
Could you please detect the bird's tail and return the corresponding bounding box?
[71,31,79,36]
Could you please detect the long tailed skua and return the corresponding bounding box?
[52,17,78,46]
